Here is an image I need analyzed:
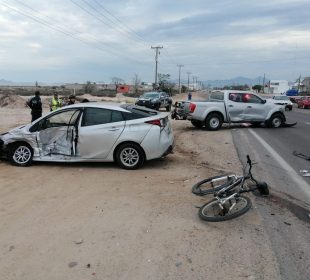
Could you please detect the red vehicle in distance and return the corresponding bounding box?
[297,96,310,109]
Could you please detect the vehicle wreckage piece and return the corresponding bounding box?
[293,151,310,161]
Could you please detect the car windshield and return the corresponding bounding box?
[142,92,160,98]
[274,96,289,100]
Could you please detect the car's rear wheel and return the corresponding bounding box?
[166,104,171,112]
[8,142,33,166]
[115,143,145,170]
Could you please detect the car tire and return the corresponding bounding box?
[8,142,33,167]
[191,120,204,128]
[266,113,284,128]
[205,113,223,131]
[156,104,161,111]
[115,143,145,170]
[251,122,262,127]
[166,104,171,112]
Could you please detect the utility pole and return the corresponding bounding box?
[177,64,184,94]
[297,74,301,93]
[187,72,191,91]
[151,46,163,88]
[262,73,265,93]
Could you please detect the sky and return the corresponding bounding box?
[0,0,309,84]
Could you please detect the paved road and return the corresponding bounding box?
[232,107,310,204]
[231,107,310,280]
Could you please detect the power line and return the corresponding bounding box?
[91,0,147,44]
[70,0,147,47]
[1,0,147,64]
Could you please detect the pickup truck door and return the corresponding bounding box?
[242,93,267,121]
[226,93,246,122]
[160,93,168,107]
[226,93,267,122]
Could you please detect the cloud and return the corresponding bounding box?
[0,0,309,83]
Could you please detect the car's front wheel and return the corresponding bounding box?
[115,143,145,170]
[266,113,284,128]
[8,142,33,166]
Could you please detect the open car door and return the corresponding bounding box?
[34,109,81,158]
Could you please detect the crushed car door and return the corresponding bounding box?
[35,109,81,157]
[78,107,125,159]
[226,92,247,122]
[241,93,267,121]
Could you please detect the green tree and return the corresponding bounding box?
[83,81,96,93]
[157,73,175,93]
[252,84,263,92]
[132,73,141,96]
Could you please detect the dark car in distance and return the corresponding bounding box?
[136,91,173,111]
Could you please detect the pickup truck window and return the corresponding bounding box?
[229,93,263,104]
[242,94,263,104]
[210,91,224,101]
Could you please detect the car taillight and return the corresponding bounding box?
[189,103,196,113]
[145,119,162,127]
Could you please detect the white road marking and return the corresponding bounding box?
[248,129,310,200]
[305,122,310,125]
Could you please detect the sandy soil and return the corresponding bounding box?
[0,93,281,280]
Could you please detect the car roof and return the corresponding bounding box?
[61,102,129,112]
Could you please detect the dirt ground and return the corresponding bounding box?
[0,93,282,280]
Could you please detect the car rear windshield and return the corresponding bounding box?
[142,92,160,98]
[120,104,158,120]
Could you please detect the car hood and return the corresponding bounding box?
[270,99,292,105]
[0,124,32,143]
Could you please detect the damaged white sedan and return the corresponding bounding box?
[0,103,174,169]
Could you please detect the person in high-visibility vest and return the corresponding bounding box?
[50,93,62,111]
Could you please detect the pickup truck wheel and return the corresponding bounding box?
[266,113,284,128]
[191,120,203,128]
[205,113,223,131]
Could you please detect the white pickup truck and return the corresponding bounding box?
[186,90,287,130]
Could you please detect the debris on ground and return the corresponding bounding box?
[293,151,310,161]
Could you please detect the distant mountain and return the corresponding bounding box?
[0,79,14,85]
[202,76,268,88]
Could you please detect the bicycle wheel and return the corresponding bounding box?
[198,195,252,222]
[192,175,235,196]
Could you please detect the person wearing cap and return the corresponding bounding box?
[67,95,76,105]
[50,93,62,111]
[26,90,42,122]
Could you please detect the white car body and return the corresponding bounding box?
[270,95,293,111]
[0,103,174,169]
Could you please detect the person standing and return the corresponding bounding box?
[50,93,62,111]
[67,94,76,105]
[26,90,42,122]
[188,92,192,100]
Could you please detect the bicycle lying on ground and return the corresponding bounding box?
[192,155,269,222]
